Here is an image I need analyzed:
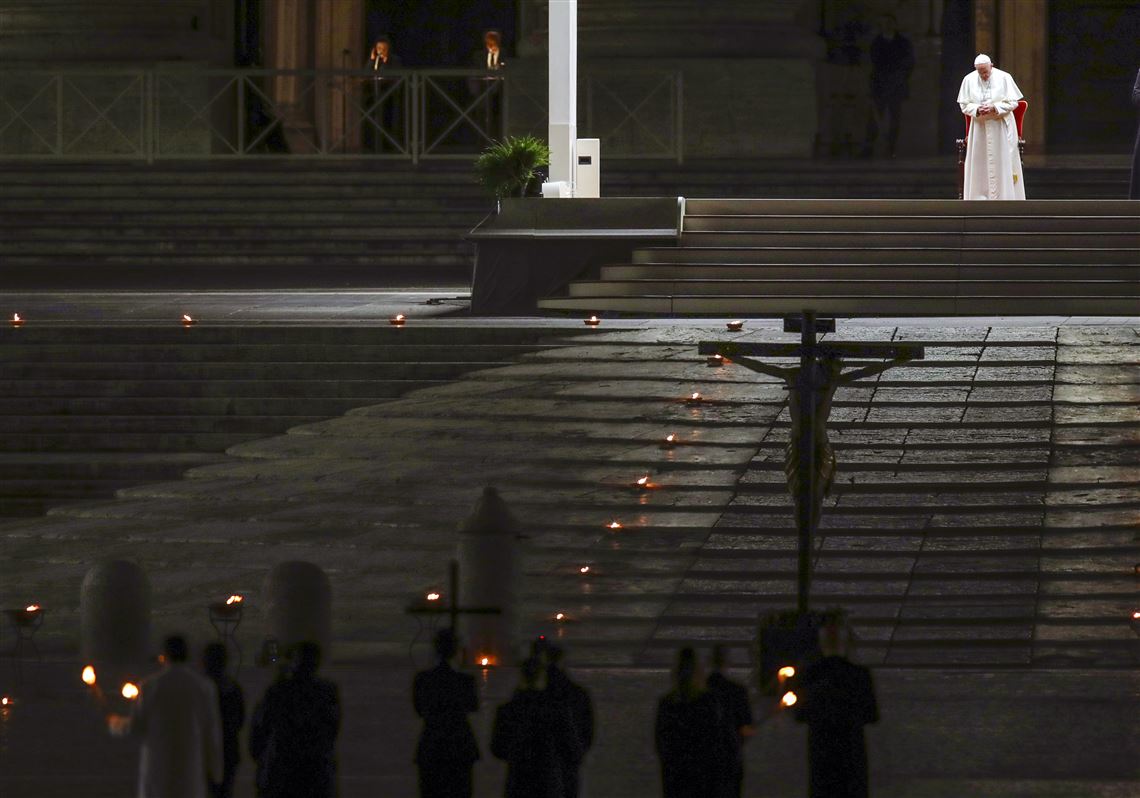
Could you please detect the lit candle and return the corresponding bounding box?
[181,314,195,327]
[579,565,591,574]
[1132,610,1140,621]
[584,315,601,327]
[1,696,11,706]
[24,604,40,613]
[706,354,724,367]
[11,313,23,328]
[225,595,243,605]
[120,682,139,700]
[478,655,493,668]
[635,474,655,489]
[726,320,744,331]
[390,314,406,326]
[81,665,97,686]
[780,690,797,707]
[686,392,703,404]
[426,592,441,602]
[607,520,623,530]
[554,612,566,621]
[777,665,796,681]
[662,432,677,448]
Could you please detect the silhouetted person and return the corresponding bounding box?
[863,15,914,158]
[654,647,734,798]
[1130,67,1140,199]
[706,645,754,798]
[202,643,244,798]
[365,36,403,152]
[110,635,223,798]
[413,629,480,798]
[473,30,505,72]
[249,642,340,798]
[469,30,506,139]
[794,623,879,798]
[491,656,582,798]
[535,641,594,798]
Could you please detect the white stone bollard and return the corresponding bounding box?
[80,560,151,671]
[263,561,332,657]
[458,486,521,666]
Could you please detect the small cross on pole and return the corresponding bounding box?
[700,311,925,614]
[406,559,501,637]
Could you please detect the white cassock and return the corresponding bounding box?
[129,664,223,798]
[958,68,1026,200]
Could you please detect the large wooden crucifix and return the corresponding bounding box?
[405,559,501,637]
[700,312,925,614]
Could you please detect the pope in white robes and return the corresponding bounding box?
[957,54,1026,200]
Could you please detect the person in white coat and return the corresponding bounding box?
[957,54,1026,200]
[112,636,224,798]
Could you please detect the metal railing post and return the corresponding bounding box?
[675,71,684,165]
[237,73,246,155]
[55,74,64,155]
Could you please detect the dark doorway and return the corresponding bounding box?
[1048,0,1140,154]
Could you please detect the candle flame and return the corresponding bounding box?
[82,665,96,686]
[25,604,40,613]
[607,520,623,530]
[121,682,139,700]
[554,612,566,621]
[579,565,590,574]
[665,433,677,444]
[391,314,406,325]
[636,475,650,487]
[777,665,796,679]
[12,313,21,323]
[689,392,702,401]
[1133,610,1140,620]
[225,594,243,605]
[479,656,490,667]
[781,690,797,707]
[426,592,441,602]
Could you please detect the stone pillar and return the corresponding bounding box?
[547,0,578,191]
[80,561,151,670]
[458,487,521,666]
[314,0,364,153]
[263,561,332,657]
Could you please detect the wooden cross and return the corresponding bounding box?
[700,311,925,614]
[405,559,501,636]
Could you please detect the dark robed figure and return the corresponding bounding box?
[250,642,341,798]
[1130,68,1140,200]
[794,625,879,798]
[706,645,755,798]
[537,641,594,798]
[491,656,582,798]
[414,630,481,798]
[203,643,245,798]
[654,647,735,798]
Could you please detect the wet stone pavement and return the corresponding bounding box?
[0,317,1137,795]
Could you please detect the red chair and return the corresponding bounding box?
[956,99,1027,198]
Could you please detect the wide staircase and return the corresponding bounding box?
[539,198,1140,316]
[0,162,492,289]
[0,324,549,517]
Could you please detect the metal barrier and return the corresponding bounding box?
[0,67,682,163]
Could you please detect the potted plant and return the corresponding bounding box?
[474,135,551,208]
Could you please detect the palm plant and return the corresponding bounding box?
[473,135,551,199]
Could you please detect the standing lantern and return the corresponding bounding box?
[457,487,521,667]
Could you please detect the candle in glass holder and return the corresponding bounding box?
[584,315,601,327]
[607,520,623,531]
[686,392,703,405]
[181,314,196,327]
[662,432,678,448]
[390,314,406,326]
[11,313,23,328]
[706,354,724,367]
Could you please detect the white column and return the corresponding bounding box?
[547,0,577,195]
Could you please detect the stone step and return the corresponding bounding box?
[0,210,485,226]
[0,360,495,380]
[538,294,1140,316]
[0,343,533,363]
[4,227,476,242]
[0,415,328,435]
[681,214,1140,234]
[600,263,1140,281]
[632,246,1139,265]
[0,431,270,452]
[0,452,222,480]
[0,379,448,399]
[0,239,472,255]
[0,326,555,345]
[0,196,489,212]
[567,279,1140,299]
[680,231,1140,248]
[0,183,489,199]
[0,396,396,416]
[682,198,1140,216]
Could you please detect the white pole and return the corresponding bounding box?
[546,0,577,196]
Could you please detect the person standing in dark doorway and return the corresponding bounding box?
[249,642,340,798]
[491,656,582,798]
[473,29,505,72]
[413,629,481,798]
[862,15,914,158]
[469,30,506,140]
[1130,67,1140,199]
[365,36,403,152]
[706,645,754,798]
[535,641,593,798]
[202,643,244,798]
[654,647,734,798]
[794,622,879,798]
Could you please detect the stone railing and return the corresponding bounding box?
[0,67,683,163]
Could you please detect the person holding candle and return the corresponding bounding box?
[793,621,879,798]
[249,642,340,798]
[413,629,481,798]
[202,643,244,798]
[110,635,224,798]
